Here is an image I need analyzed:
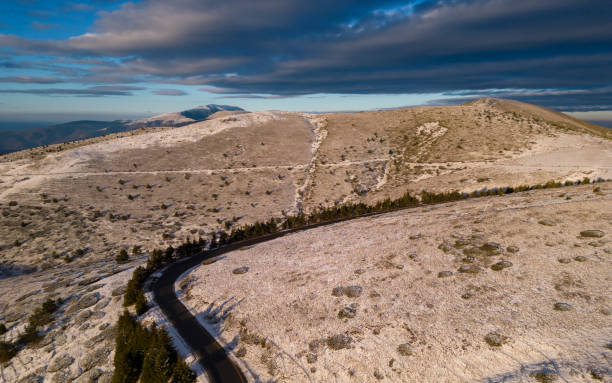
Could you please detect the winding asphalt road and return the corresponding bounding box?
[151,212,388,383]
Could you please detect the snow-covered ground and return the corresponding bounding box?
[178,184,612,382]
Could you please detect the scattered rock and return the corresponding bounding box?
[75,310,92,325]
[51,372,70,383]
[331,285,363,298]
[437,270,453,278]
[5,311,25,322]
[506,245,519,253]
[354,269,365,274]
[454,238,472,247]
[574,255,587,262]
[590,369,605,380]
[373,370,384,380]
[84,326,116,348]
[94,297,110,311]
[77,293,100,309]
[538,220,556,226]
[409,234,422,240]
[458,264,481,274]
[78,276,102,286]
[480,242,502,255]
[553,302,573,311]
[338,306,357,319]
[80,347,111,372]
[16,374,42,383]
[438,242,454,253]
[491,260,513,271]
[343,285,363,298]
[484,332,509,347]
[47,354,75,372]
[235,346,247,358]
[232,266,249,275]
[462,246,485,257]
[397,343,413,356]
[308,339,322,352]
[55,333,67,347]
[558,258,571,264]
[74,368,103,383]
[305,353,317,364]
[580,230,605,238]
[326,334,352,350]
[111,286,127,296]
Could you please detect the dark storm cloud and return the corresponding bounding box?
[0,85,145,97]
[152,89,188,96]
[0,76,62,83]
[0,0,611,109]
[430,88,612,112]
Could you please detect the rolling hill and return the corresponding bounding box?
[0,104,244,155]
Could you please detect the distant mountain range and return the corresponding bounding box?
[0,104,244,155]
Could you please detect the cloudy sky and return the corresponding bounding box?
[0,0,611,122]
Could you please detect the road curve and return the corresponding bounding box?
[151,210,390,383]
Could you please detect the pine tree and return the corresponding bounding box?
[116,249,129,264]
[171,358,196,383]
[112,311,145,383]
[134,290,148,315]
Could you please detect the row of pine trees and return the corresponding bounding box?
[112,311,196,383]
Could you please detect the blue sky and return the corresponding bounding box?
[0,0,611,123]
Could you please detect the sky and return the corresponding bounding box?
[0,0,611,123]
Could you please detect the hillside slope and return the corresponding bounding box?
[0,98,610,271]
[0,98,610,383]
[183,183,612,382]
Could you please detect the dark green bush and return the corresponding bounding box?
[116,249,129,264]
[0,341,17,363]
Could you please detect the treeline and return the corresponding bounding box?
[112,311,196,383]
[220,176,605,242]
